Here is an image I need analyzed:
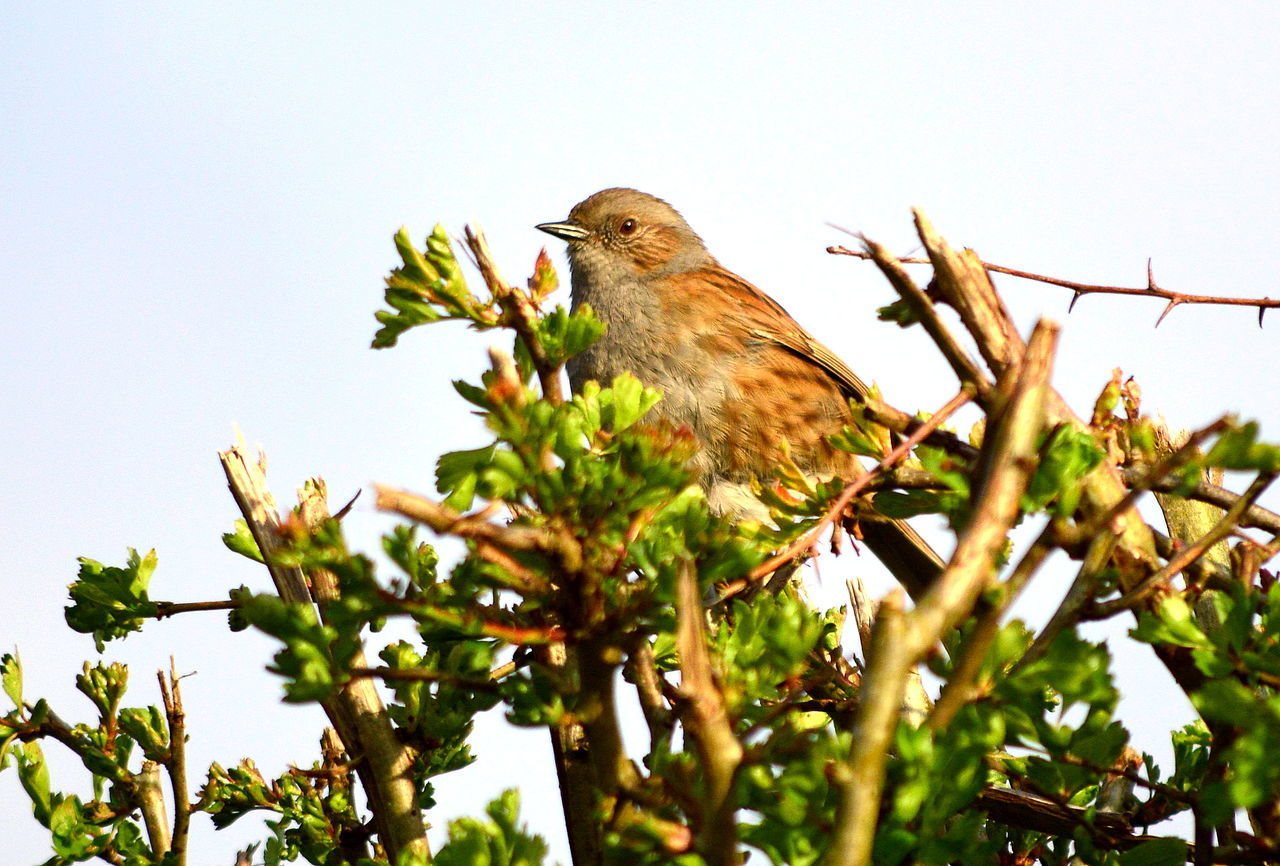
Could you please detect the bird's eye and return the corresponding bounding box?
[618,218,637,235]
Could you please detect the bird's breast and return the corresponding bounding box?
[567,275,735,447]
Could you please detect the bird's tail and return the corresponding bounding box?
[858,517,947,601]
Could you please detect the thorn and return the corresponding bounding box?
[1146,258,1159,291]
[1261,304,1269,329]
[1068,290,1083,314]
[333,489,362,521]
[1154,299,1179,328]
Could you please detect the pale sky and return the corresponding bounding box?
[4,3,1280,861]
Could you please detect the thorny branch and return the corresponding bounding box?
[827,211,1280,863]
[828,244,1280,326]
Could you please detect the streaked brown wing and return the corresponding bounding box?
[678,267,945,597]
[756,326,872,402]
[693,266,872,400]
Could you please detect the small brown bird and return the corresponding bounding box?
[537,188,942,596]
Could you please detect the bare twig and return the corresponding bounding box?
[158,659,189,865]
[463,228,614,862]
[575,634,639,799]
[1115,418,1233,522]
[539,641,605,864]
[902,321,1056,659]
[976,785,1280,863]
[828,245,1280,326]
[1016,418,1235,666]
[219,442,312,605]
[894,216,1200,695]
[1149,528,1234,591]
[1089,471,1277,618]
[859,397,980,462]
[487,657,524,681]
[912,210,1026,376]
[152,599,241,618]
[845,578,877,664]
[824,591,910,866]
[624,640,673,754]
[975,786,1134,839]
[346,666,501,692]
[299,480,431,863]
[1128,469,1280,535]
[860,237,994,401]
[928,517,1057,731]
[1150,423,1236,649]
[219,443,428,863]
[674,559,743,864]
[1014,520,1120,673]
[135,761,170,858]
[375,484,581,574]
[464,226,565,403]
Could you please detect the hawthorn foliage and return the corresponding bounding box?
[5,217,1280,866]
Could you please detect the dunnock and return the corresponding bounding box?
[537,188,942,597]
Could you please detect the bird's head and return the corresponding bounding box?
[537,187,714,283]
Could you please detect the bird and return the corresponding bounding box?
[536,187,943,598]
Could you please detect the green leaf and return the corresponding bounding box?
[64,549,159,651]
[238,595,341,702]
[1119,838,1188,866]
[1168,721,1210,796]
[1202,421,1280,472]
[383,525,440,589]
[76,661,130,725]
[436,443,499,512]
[433,790,549,866]
[877,298,919,326]
[1190,647,1234,678]
[1024,425,1104,516]
[874,444,974,527]
[1190,679,1256,727]
[373,287,442,348]
[374,225,481,348]
[17,741,52,824]
[873,489,964,519]
[119,706,169,760]
[532,304,605,367]
[1191,682,1280,809]
[222,519,264,562]
[828,423,886,459]
[453,378,491,409]
[1,653,21,707]
[49,795,95,858]
[1130,596,1212,650]
[597,373,661,432]
[227,584,253,632]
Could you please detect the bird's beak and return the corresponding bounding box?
[536,220,589,242]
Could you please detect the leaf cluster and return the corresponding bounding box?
[11,220,1280,866]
